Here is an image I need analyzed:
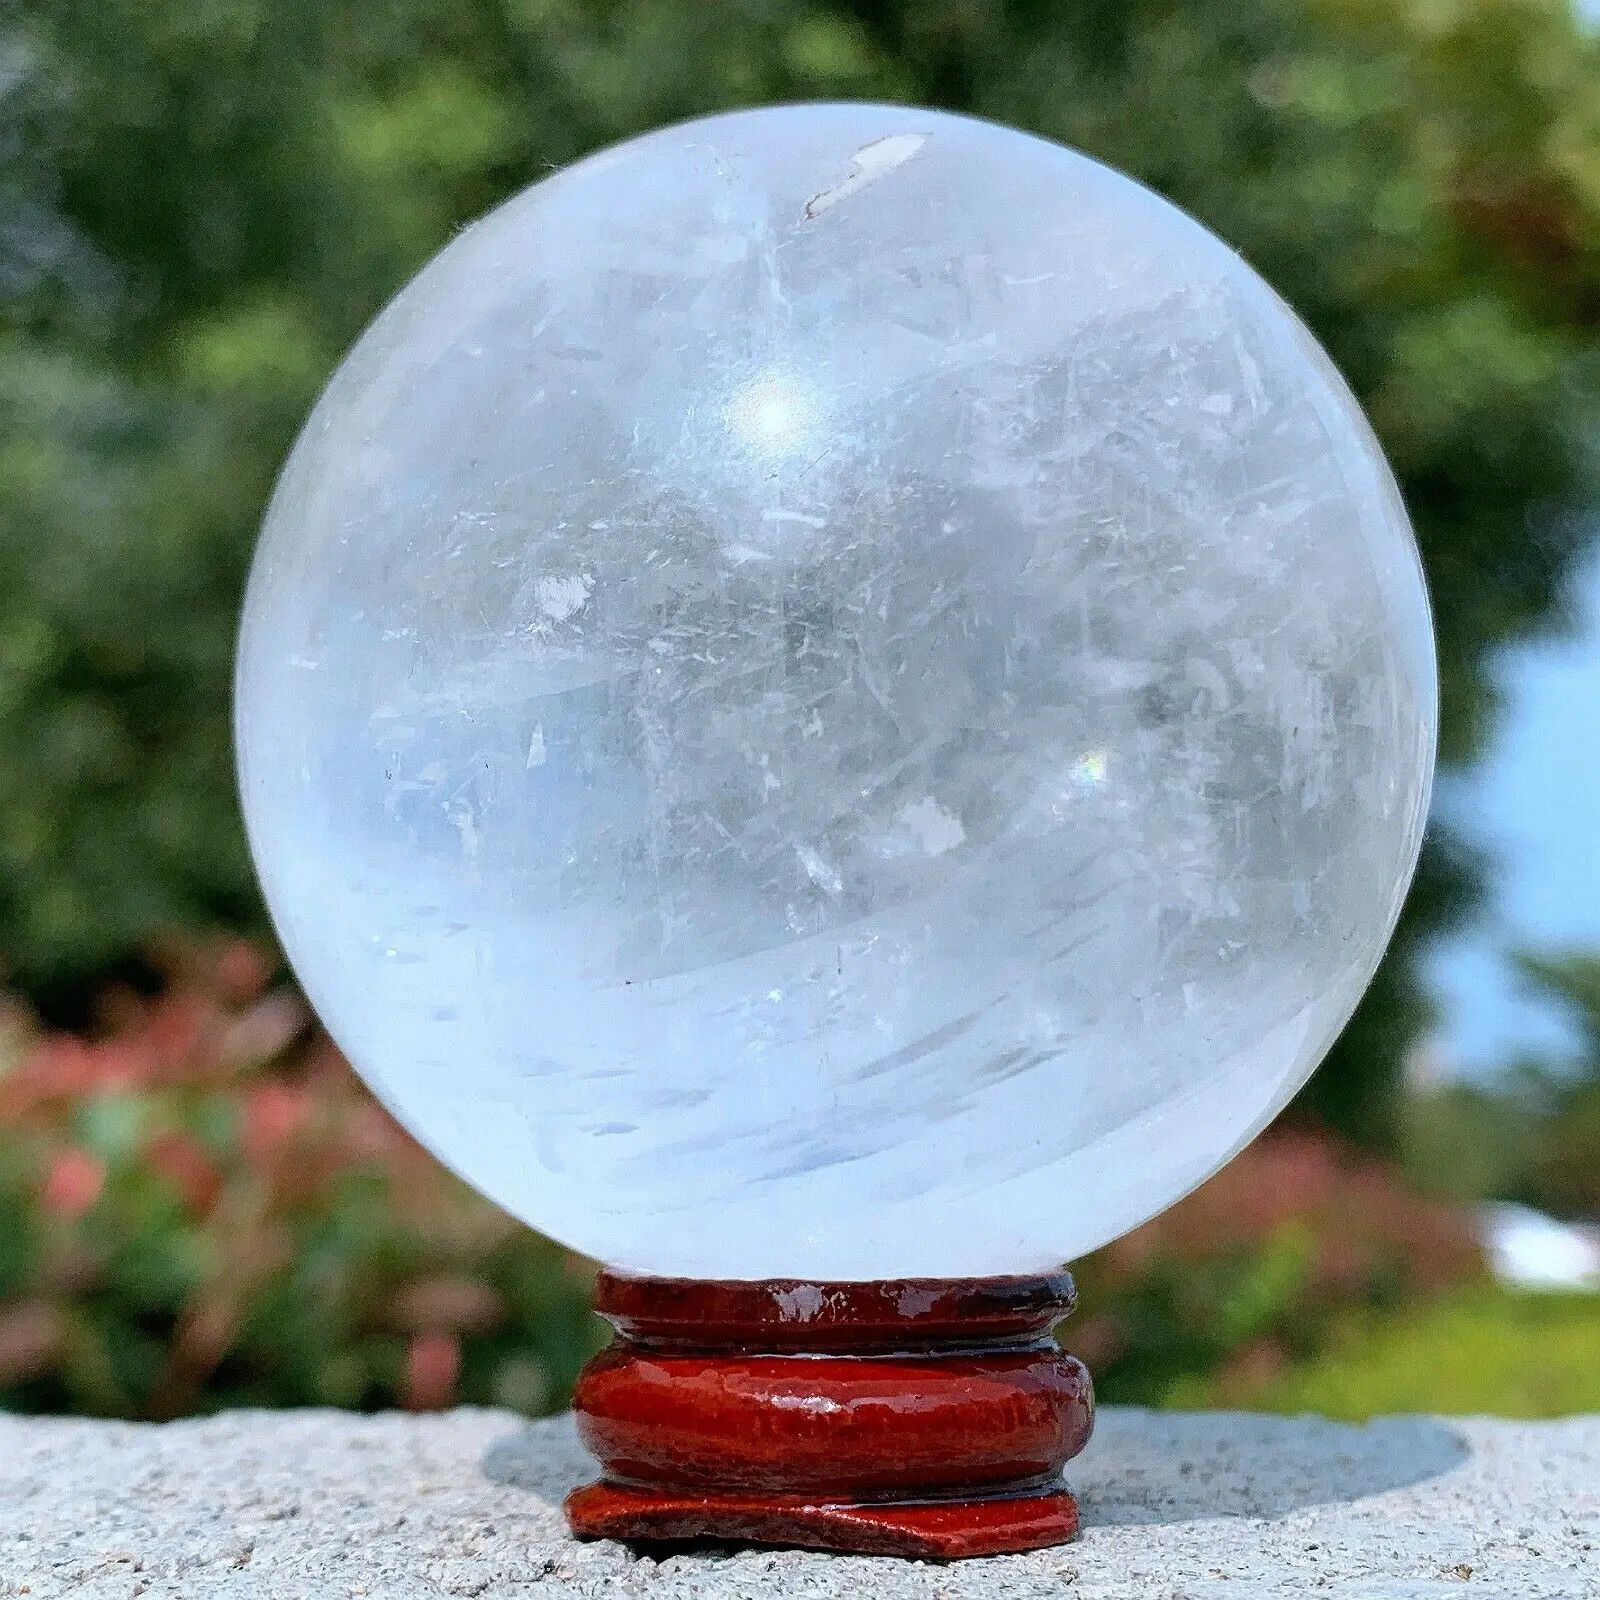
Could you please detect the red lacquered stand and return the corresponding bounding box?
[565,1270,1093,1559]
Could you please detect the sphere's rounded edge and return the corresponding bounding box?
[230,97,1443,1283]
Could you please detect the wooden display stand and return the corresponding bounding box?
[565,1269,1093,1559]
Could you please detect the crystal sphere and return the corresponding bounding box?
[235,103,1435,1280]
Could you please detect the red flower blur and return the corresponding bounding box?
[41,1149,105,1221]
[402,1330,462,1412]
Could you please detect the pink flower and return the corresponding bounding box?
[242,1082,311,1169]
[402,1330,461,1412]
[42,1148,106,1220]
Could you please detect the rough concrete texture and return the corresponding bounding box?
[0,1407,1595,1599]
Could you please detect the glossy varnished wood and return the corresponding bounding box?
[564,1481,1081,1559]
[592,1270,1079,1351]
[565,1270,1093,1558]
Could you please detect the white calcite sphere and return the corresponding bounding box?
[236,104,1435,1280]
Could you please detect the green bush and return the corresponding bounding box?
[1065,1129,1484,1407]
[1402,1079,1549,1205]
[0,945,604,1417]
[5,0,1600,1141]
[1402,948,1600,1218]
[1196,1288,1600,1418]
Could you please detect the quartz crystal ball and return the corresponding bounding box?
[236,103,1436,1280]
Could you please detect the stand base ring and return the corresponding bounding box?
[566,1481,1081,1560]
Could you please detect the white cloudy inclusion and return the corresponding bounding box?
[235,105,1436,1279]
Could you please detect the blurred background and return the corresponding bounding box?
[2,0,1599,1423]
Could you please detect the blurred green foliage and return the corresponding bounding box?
[1404,947,1600,1216]
[1197,1287,1600,1417]
[3,0,1600,1143]
[0,944,605,1417]
[1064,1129,1483,1407]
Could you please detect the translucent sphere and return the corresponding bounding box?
[236,104,1435,1280]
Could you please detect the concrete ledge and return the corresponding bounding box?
[0,1407,1595,1598]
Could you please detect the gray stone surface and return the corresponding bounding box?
[0,1407,1594,1599]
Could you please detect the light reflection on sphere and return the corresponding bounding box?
[235,104,1436,1279]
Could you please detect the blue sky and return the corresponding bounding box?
[1426,550,1600,1076]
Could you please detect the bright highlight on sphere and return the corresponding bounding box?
[235,104,1436,1280]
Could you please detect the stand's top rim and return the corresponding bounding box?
[592,1269,1076,1350]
